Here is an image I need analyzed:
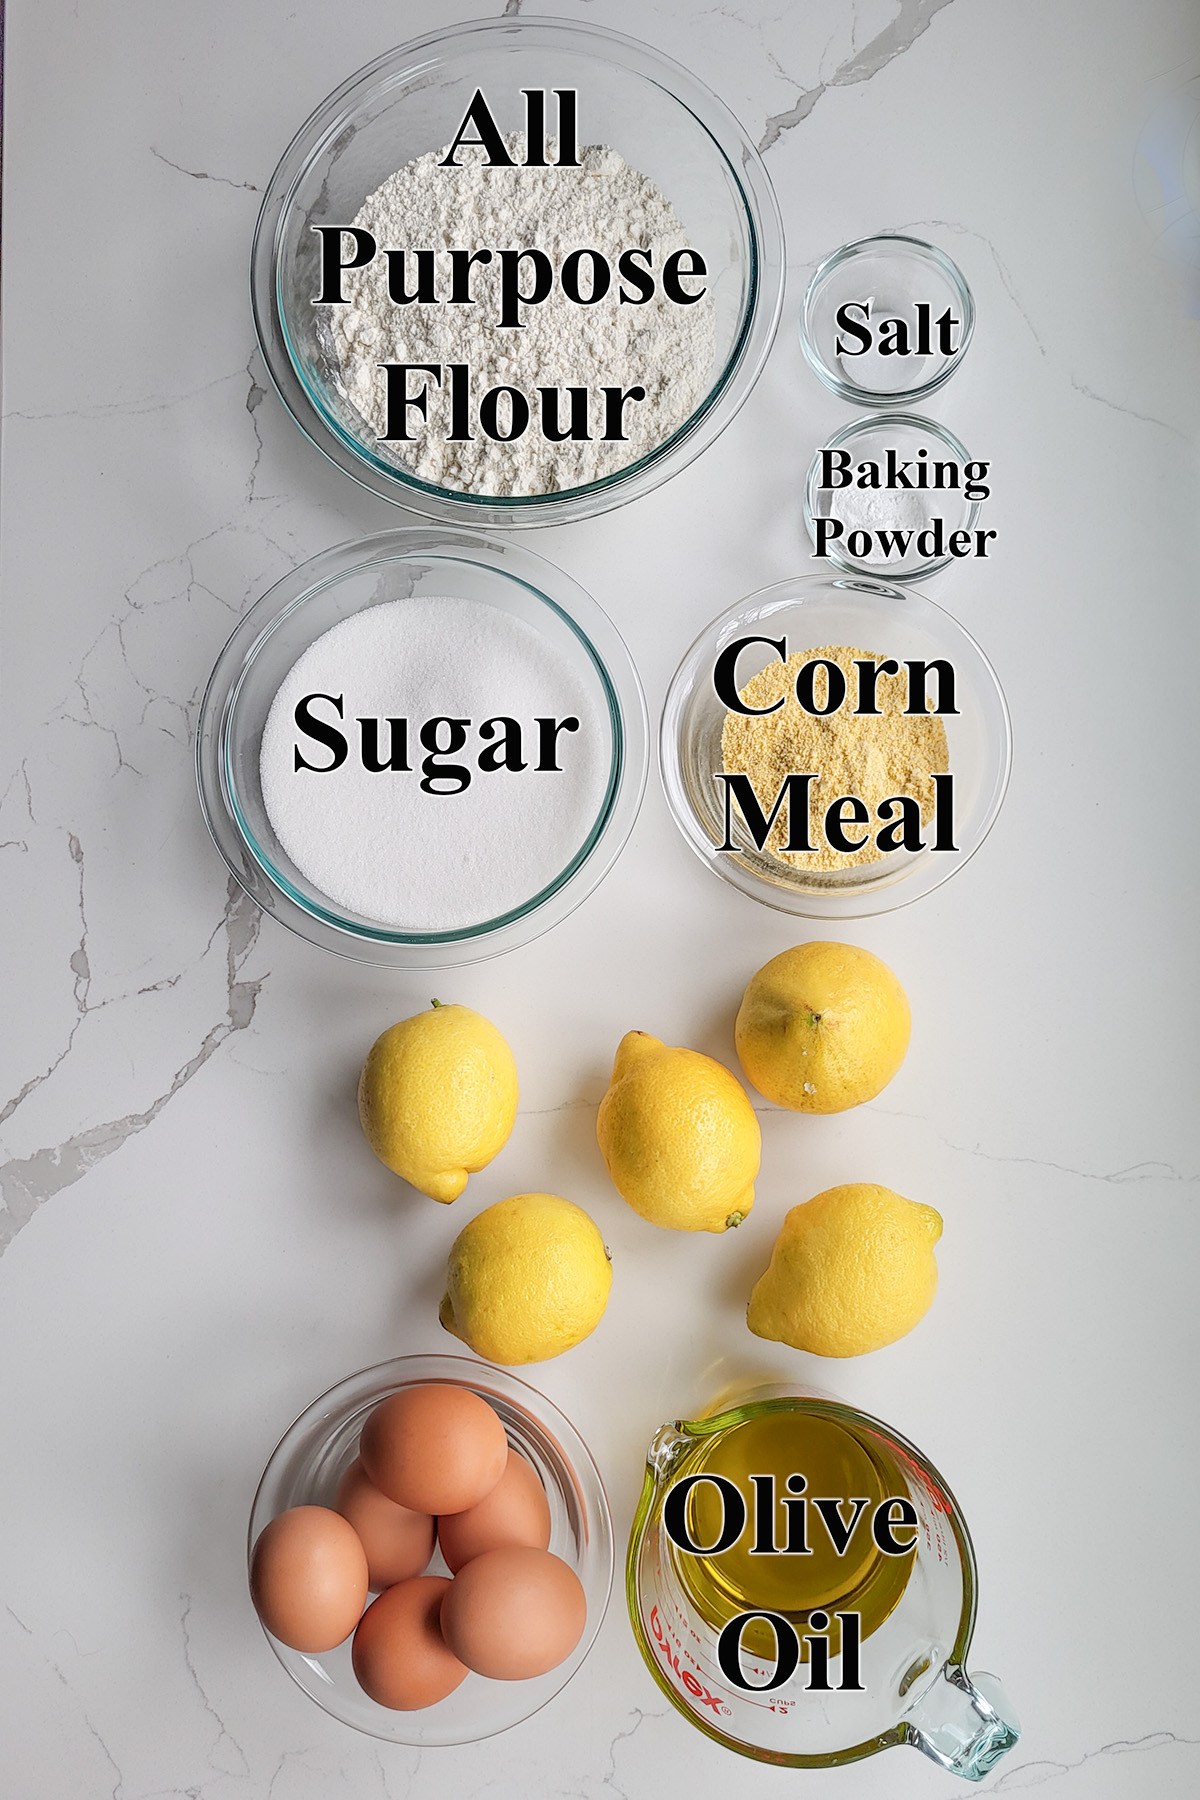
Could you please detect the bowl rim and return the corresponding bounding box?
[195,527,649,965]
[799,233,976,406]
[658,572,1012,920]
[248,1352,615,1746]
[249,14,786,526]
[803,411,984,583]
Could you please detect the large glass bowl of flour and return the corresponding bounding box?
[196,530,647,965]
[251,17,785,526]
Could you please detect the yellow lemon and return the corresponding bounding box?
[439,1193,612,1365]
[358,1002,518,1203]
[747,1183,942,1357]
[735,942,910,1114]
[596,1031,760,1232]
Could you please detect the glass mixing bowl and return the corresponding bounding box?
[804,414,984,583]
[800,236,975,407]
[248,1355,613,1746]
[251,16,785,526]
[659,574,1011,919]
[196,528,647,966]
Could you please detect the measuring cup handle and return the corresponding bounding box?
[904,1665,1021,1781]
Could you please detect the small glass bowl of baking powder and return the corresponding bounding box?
[252,16,784,527]
[800,236,975,406]
[804,414,986,582]
[249,1355,613,1744]
[196,529,647,966]
[660,574,1010,920]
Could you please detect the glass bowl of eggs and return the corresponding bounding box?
[247,1354,614,1744]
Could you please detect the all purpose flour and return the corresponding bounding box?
[259,598,610,930]
[329,136,717,496]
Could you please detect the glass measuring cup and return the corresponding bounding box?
[626,1386,1019,1780]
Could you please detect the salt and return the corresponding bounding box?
[259,597,609,930]
[834,293,935,393]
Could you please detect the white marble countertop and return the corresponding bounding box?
[3,1,1200,1795]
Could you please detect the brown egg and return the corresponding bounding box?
[352,1576,469,1711]
[439,1546,587,1680]
[250,1505,369,1653]
[336,1457,436,1590]
[437,1449,552,1573]
[360,1384,508,1516]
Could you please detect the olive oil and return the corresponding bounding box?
[672,1410,915,1661]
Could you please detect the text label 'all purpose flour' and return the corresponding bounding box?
[316,88,716,495]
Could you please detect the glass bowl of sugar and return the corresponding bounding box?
[196,529,647,965]
[251,16,785,527]
[659,574,1011,920]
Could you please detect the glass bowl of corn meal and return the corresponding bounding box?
[660,575,1011,919]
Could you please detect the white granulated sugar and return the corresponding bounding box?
[259,598,609,930]
[330,136,716,495]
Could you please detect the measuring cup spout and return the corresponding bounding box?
[904,1666,1020,1781]
[645,1421,695,1482]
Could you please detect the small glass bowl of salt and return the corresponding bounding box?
[804,414,985,583]
[799,235,974,406]
[196,529,647,967]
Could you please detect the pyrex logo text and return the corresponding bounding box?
[649,1606,728,1714]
